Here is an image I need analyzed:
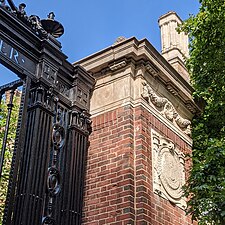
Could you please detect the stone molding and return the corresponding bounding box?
[151,129,186,209]
[145,62,159,76]
[142,81,191,136]
[109,60,127,71]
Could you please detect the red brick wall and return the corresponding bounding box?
[82,105,197,225]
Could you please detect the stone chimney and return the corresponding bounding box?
[159,11,189,81]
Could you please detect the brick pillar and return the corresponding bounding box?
[77,36,199,225]
[83,104,197,225]
[83,106,135,225]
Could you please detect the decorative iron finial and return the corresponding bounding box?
[18,3,26,12]
[17,3,28,21]
[41,12,64,38]
[47,12,55,20]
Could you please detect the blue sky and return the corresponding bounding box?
[0,0,200,85]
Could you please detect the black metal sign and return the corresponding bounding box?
[0,36,36,73]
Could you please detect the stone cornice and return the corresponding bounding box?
[89,56,200,115]
[75,37,201,115]
[75,36,190,88]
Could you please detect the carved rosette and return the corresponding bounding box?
[141,81,191,136]
[151,130,186,209]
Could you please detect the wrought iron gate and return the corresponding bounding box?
[0,78,24,224]
[0,1,95,225]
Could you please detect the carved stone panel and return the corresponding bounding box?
[141,81,191,136]
[151,129,186,209]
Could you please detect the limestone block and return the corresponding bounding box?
[90,73,133,113]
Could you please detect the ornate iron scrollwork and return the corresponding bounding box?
[42,103,66,224]
[42,216,55,225]
[0,0,64,38]
[70,110,92,134]
[52,123,65,149]
[47,167,61,197]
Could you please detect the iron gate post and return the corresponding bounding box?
[0,3,95,225]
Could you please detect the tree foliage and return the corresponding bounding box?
[180,0,225,224]
[0,95,20,224]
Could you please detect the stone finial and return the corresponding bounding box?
[158,11,189,59]
[114,36,127,44]
[158,11,190,81]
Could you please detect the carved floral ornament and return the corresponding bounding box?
[151,130,186,209]
[141,81,191,136]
